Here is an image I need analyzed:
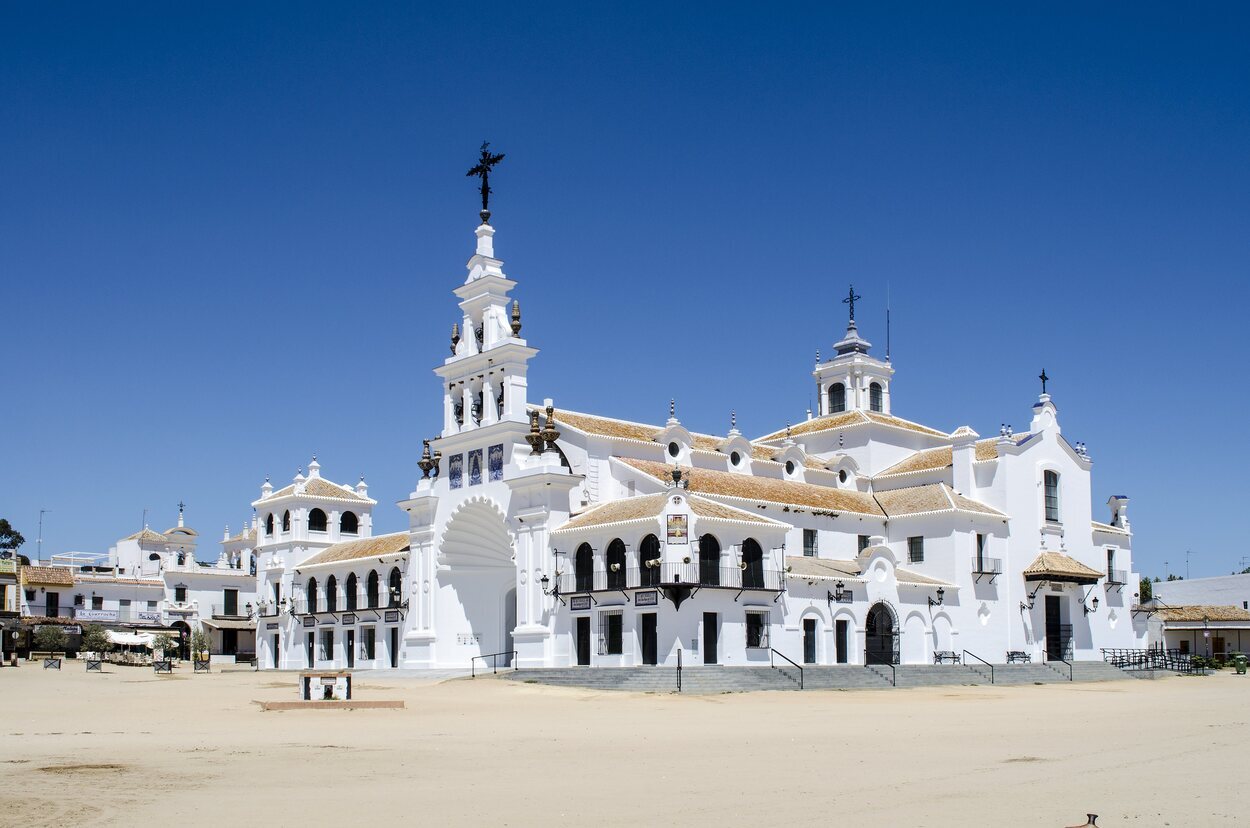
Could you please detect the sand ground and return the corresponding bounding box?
[0,662,1242,827]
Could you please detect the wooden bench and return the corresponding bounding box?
[1006,650,1032,663]
[933,651,961,665]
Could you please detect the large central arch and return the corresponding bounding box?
[437,497,517,666]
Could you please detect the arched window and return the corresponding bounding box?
[265,513,274,535]
[741,538,764,589]
[307,578,318,614]
[340,511,358,535]
[639,534,661,587]
[869,382,883,413]
[308,508,327,532]
[345,573,358,611]
[326,574,338,612]
[828,383,846,414]
[699,535,721,586]
[1044,470,1060,523]
[575,543,594,592]
[388,567,402,607]
[606,539,627,590]
[865,603,897,665]
[282,510,291,532]
[366,570,380,608]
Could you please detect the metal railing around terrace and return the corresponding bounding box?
[971,556,1002,575]
[290,591,405,615]
[1101,647,1206,675]
[1106,569,1129,585]
[559,563,783,594]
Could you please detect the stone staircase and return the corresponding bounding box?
[497,659,1131,694]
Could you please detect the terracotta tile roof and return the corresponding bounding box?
[871,482,1005,518]
[20,565,75,587]
[784,555,950,586]
[267,477,371,502]
[874,435,1033,478]
[75,575,164,586]
[125,528,169,543]
[300,532,410,567]
[617,458,885,517]
[222,527,257,545]
[1154,605,1250,623]
[1023,552,1103,583]
[555,492,784,534]
[553,409,738,456]
[755,410,948,444]
[1091,521,1131,536]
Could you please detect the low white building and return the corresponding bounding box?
[1151,574,1250,614]
[253,193,1147,672]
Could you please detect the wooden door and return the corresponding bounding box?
[703,612,718,664]
[640,613,657,665]
[576,616,591,666]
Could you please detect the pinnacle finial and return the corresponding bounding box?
[842,284,862,323]
[467,141,505,224]
[670,398,675,418]
[731,410,737,430]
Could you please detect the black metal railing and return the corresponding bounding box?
[559,563,783,594]
[962,649,994,684]
[867,662,896,686]
[471,650,518,678]
[970,556,1002,574]
[291,592,403,615]
[1101,647,1205,675]
[769,648,804,689]
[1106,569,1128,585]
[210,604,247,619]
[1045,625,1074,661]
[1044,655,1073,681]
[676,648,682,693]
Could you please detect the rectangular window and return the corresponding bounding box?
[858,535,870,553]
[1044,470,1060,522]
[74,594,85,607]
[976,534,986,569]
[362,627,376,660]
[1106,549,1115,579]
[908,536,925,564]
[147,600,158,610]
[803,529,818,557]
[92,595,103,610]
[746,611,770,649]
[174,586,187,603]
[598,611,623,655]
[320,630,334,661]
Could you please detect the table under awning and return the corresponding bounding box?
[200,618,256,631]
[1023,551,1103,585]
[106,630,155,648]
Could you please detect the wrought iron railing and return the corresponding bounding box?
[962,649,994,684]
[1106,569,1129,585]
[290,591,403,615]
[769,648,804,689]
[1101,647,1205,675]
[210,604,247,619]
[971,556,1002,574]
[471,650,518,678]
[559,563,782,594]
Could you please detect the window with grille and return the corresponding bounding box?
[828,383,846,413]
[746,611,769,649]
[598,611,623,655]
[1044,470,1060,522]
[858,534,870,553]
[803,529,818,557]
[869,382,883,412]
[908,536,924,564]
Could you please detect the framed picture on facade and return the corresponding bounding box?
[468,449,483,486]
[488,443,504,481]
[449,453,463,489]
[666,514,688,543]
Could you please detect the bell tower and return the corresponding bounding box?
[813,285,894,416]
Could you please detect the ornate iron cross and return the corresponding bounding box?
[843,284,862,322]
[1039,369,1049,394]
[466,141,505,218]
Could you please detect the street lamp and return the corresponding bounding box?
[1083,596,1100,616]
[928,587,945,608]
[827,580,845,606]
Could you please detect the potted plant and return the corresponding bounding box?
[191,628,212,666]
[33,625,68,667]
[152,632,177,661]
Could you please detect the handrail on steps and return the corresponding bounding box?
[867,662,896,686]
[676,648,682,693]
[471,650,518,678]
[962,649,995,684]
[768,648,804,689]
[1044,655,1073,682]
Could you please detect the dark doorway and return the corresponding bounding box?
[271,634,279,669]
[45,592,59,618]
[221,628,238,656]
[306,632,314,667]
[640,613,657,665]
[575,616,591,666]
[835,619,849,664]
[865,603,897,665]
[1045,595,1070,660]
[346,629,355,668]
[803,618,817,664]
[703,612,718,664]
[389,628,399,668]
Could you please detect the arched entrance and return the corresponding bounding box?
[865,603,898,665]
[170,620,192,661]
[438,498,517,667]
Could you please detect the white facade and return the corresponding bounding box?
[255,210,1146,672]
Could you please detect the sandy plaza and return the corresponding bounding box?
[0,665,1242,827]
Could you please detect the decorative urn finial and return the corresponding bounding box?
[418,440,434,479]
[510,300,522,336]
[541,405,561,450]
[450,323,461,355]
[526,410,545,455]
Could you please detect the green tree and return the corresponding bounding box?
[80,624,112,653]
[191,628,211,661]
[0,518,24,550]
[152,632,176,657]
[33,625,67,652]
[1166,573,1184,581]
[1139,577,1152,602]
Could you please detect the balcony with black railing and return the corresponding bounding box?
[558,562,783,594]
[1106,569,1128,585]
[971,556,1002,575]
[291,589,405,616]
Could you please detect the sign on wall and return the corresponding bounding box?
[266,623,279,630]
[666,514,688,544]
[75,609,118,622]
[468,449,483,486]
[569,596,591,612]
[449,454,464,489]
[342,613,356,625]
[302,617,315,627]
[384,610,400,623]
[488,444,504,481]
[137,611,162,623]
[634,591,658,607]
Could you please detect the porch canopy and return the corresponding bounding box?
[200,618,255,631]
[106,630,155,647]
[1023,551,1102,585]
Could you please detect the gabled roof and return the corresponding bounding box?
[553,492,785,534]
[222,527,256,545]
[874,434,1034,478]
[20,565,75,587]
[617,458,885,517]
[266,477,371,503]
[755,410,948,444]
[125,528,169,543]
[872,483,1006,519]
[1023,552,1103,584]
[784,555,950,587]
[299,532,410,567]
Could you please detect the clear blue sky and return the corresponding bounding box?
[3,4,1247,578]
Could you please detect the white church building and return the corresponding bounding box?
[251,192,1145,672]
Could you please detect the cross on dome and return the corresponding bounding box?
[842,284,862,322]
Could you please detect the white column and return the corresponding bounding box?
[483,375,498,425]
